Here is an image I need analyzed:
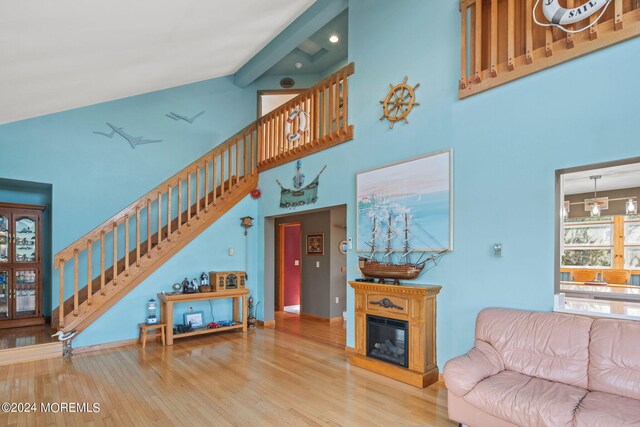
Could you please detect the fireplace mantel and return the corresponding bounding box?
[349,281,441,388]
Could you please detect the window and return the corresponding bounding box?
[624,215,640,269]
[562,218,613,268]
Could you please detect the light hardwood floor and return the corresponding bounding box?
[0,315,455,426]
[0,324,55,350]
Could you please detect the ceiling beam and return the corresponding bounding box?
[233,0,348,88]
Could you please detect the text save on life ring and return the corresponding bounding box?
[286,107,307,143]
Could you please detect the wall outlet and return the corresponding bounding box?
[228,248,234,256]
[316,261,320,268]
[335,297,339,303]
[294,259,299,266]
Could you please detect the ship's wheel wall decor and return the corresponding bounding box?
[379,76,420,129]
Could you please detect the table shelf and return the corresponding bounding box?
[158,289,249,345]
[173,324,243,339]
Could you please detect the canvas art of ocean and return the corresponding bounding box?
[356,150,452,253]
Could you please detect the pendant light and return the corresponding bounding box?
[590,175,601,217]
[626,198,638,215]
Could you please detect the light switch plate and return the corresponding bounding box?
[316,261,320,268]
[228,248,234,256]
[294,260,299,266]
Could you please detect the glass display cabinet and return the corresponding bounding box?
[0,203,44,328]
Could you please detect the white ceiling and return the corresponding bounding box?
[563,162,640,195]
[0,0,316,125]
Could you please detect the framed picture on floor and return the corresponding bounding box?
[306,233,324,256]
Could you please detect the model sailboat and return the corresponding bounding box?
[359,210,446,284]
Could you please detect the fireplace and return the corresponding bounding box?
[367,315,408,368]
[349,281,441,388]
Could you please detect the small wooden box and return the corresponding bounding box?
[209,272,246,292]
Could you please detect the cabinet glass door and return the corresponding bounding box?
[14,215,37,263]
[0,215,9,263]
[14,269,37,318]
[0,270,9,319]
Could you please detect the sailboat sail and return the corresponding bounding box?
[358,201,447,283]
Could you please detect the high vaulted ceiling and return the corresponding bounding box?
[0,0,316,125]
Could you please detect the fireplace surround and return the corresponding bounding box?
[349,281,441,388]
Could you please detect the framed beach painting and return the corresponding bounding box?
[356,149,453,255]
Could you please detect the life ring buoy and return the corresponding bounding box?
[285,107,307,143]
[535,0,611,32]
[542,0,609,25]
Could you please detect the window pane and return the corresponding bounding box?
[562,249,612,267]
[625,248,640,269]
[625,222,640,245]
[563,225,612,246]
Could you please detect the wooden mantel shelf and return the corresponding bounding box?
[349,281,441,388]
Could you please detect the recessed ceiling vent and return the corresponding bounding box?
[280,77,295,89]
[298,39,323,56]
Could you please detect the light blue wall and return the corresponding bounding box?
[0,67,318,346]
[76,196,257,347]
[256,0,640,363]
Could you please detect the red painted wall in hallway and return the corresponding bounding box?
[283,224,301,306]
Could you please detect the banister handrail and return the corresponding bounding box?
[54,121,257,265]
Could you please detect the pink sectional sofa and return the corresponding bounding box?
[443,308,640,427]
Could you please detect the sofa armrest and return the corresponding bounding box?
[443,339,504,397]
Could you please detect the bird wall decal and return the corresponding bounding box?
[93,123,162,149]
[165,111,205,124]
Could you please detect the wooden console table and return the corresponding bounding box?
[349,281,441,388]
[157,289,249,345]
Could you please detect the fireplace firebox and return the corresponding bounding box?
[366,315,408,368]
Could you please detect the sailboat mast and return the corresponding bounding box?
[369,216,377,259]
[403,213,410,263]
[386,214,393,260]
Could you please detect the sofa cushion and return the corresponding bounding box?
[575,391,640,426]
[589,318,640,400]
[464,370,587,427]
[476,308,593,388]
[443,339,504,397]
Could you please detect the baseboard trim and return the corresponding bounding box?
[75,338,139,355]
[257,320,276,328]
[300,313,343,323]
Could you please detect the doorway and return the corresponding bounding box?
[277,223,302,314]
[258,90,303,118]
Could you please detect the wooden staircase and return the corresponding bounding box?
[54,63,355,334]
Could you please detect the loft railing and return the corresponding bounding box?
[257,62,354,171]
[459,0,640,98]
[54,63,355,331]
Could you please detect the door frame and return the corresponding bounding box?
[277,222,302,312]
[257,89,304,118]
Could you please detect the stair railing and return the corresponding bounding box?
[54,63,356,330]
[54,123,258,328]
